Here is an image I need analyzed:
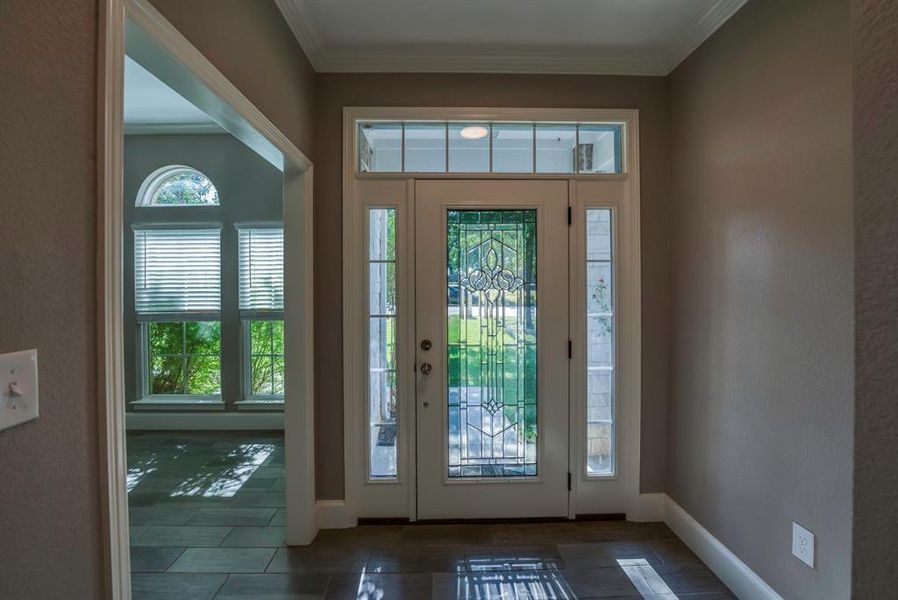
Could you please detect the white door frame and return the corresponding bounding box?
[342,106,642,524]
[98,1,316,597]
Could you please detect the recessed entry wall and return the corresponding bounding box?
[314,74,672,499]
[123,134,284,411]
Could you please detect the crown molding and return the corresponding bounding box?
[124,122,225,135]
[663,0,748,73]
[274,0,325,70]
[276,0,746,76]
[319,49,668,76]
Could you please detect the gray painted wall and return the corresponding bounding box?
[667,1,853,598]
[123,134,283,409]
[852,0,898,596]
[0,0,104,597]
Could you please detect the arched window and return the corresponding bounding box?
[136,165,220,207]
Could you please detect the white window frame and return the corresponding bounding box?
[365,205,402,482]
[344,181,415,519]
[133,319,224,409]
[580,205,618,479]
[236,222,286,408]
[135,164,220,207]
[132,224,224,409]
[343,107,643,523]
[357,120,624,175]
[239,317,286,408]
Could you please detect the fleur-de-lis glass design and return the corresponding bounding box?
[447,210,538,478]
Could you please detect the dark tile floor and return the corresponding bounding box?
[128,431,734,599]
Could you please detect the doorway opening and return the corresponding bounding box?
[99,1,314,597]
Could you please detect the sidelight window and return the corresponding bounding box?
[368,208,398,479]
[586,208,615,476]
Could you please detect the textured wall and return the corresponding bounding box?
[314,73,671,499]
[667,1,853,598]
[123,134,284,409]
[149,0,317,158]
[852,0,898,596]
[0,0,104,598]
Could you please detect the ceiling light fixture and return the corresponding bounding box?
[459,125,489,140]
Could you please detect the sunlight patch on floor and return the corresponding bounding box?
[616,558,677,598]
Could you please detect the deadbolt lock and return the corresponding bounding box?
[420,339,432,351]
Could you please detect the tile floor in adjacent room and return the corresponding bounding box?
[127,431,734,599]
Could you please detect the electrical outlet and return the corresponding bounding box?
[792,522,815,568]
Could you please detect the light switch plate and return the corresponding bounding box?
[0,349,39,432]
[792,521,815,568]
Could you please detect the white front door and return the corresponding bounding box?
[415,179,569,519]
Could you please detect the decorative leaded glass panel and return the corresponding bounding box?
[447,209,537,478]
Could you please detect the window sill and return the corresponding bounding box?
[131,397,225,411]
[236,399,285,411]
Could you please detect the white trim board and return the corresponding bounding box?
[629,493,666,522]
[124,122,226,135]
[275,0,746,76]
[664,496,784,600]
[316,500,357,530]
[126,412,285,430]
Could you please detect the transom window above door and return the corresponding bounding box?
[358,121,623,175]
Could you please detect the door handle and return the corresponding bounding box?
[419,362,433,376]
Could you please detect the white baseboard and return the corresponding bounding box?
[628,492,666,522]
[126,411,285,430]
[316,500,357,530]
[664,495,783,600]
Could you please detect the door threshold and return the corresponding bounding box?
[357,517,412,526]
[357,514,627,526]
[411,516,572,525]
[574,513,626,521]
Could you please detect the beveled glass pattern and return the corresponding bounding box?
[447,210,537,478]
[586,208,614,475]
[368,208,398,478]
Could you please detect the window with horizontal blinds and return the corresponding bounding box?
[134,228,221,319]
[238,227,284,315]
